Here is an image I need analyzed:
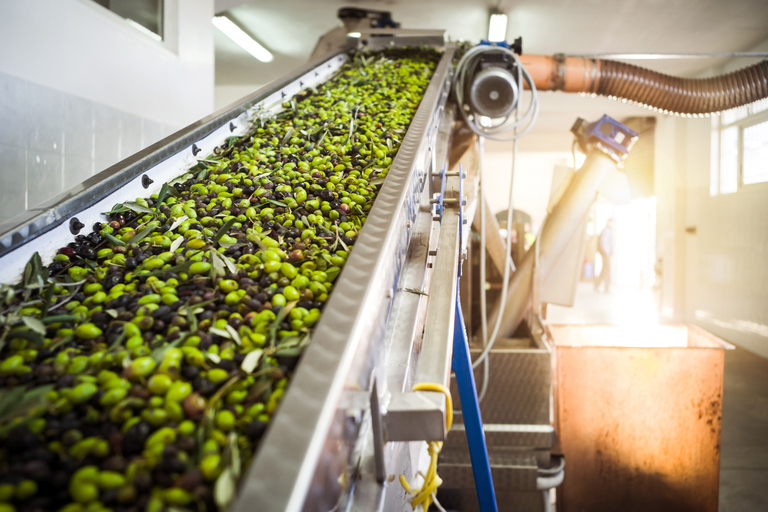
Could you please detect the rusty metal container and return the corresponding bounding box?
[551,324,733,512]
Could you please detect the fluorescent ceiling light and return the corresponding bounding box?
[213,15,273,63]
[488,13,508,42]
[347,32,362,38]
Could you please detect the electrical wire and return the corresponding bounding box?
[454,45,540,140]
[399,383,453,511]
[473,67,521,383]
[453,44,536,407]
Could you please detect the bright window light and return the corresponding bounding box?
[212,16,273,63]
[488,13,508,42]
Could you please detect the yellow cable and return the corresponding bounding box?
[412,383,453,430]
[400,383,453,511]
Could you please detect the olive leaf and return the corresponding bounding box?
[23,252,46,289]
[240,349,263,374]
[325,266,340,282]
[280,128,294,146]
[267,302,296,348]
[225,136,239,149]
[224,324,242,346]
[169,236,185,253]
[276,333,308,351]
[150,337,184,363]
[1,285,15,307]
[185,305,198,333]
[0,384,54,436]
[228,432,241,478]
[168,215,189,232]
[210,250,225,279]
[41,315,78,324]
[123,201,155,215]
[101,203,130,215]
[212,219,236,245]
[264,198,287,208]
[210,249,238,275]
[40,283,55,318]
[155,183,170,208]
[126,224,155,245]
[9,329,44,346]
[400,287,429,296]
[105,328,127,354]
[21,316,46,335]
[103,232,127,247]
[170,173,193,186]
[47,333,74,352]
[206,352,221,364]
[273,346,303,357]
[209,327,232,340]
[214,467,236,508]
[370,175,387,186]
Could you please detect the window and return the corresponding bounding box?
[743,120,768,185]
[91,0,164,40]
[710,97,768,195]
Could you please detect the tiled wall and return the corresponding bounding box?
[0,71,176,225]
[655,115,768,359]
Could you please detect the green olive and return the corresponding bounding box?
[15,480,36,501]
[207,368,229,384]
[97,471,126,489]
[75,323,102,340]
[126,357,156,380]
[147,374,172,395]
[70,383,98,405]
[200,454,222,481]
[166,381,192,403]
[189,261,212,274]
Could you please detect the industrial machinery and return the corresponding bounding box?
[0,10,766,512]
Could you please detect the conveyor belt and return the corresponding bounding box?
[0,40,456,512]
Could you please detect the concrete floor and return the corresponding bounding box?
[719,346,768,512]
[547,282,768,511]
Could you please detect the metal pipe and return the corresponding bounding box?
[487,150,618,337]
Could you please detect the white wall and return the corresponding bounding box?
[215,84,263,111]
[0,0,214,128]
[483,140,567,233]
[0,0,215,223]
[653,37,768,358]
[661,115,768,359]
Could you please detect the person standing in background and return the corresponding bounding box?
[595,219,614,293]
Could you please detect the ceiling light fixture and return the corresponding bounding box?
[212,15,274,63]
[487,12,508,42]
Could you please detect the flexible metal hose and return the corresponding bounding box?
[595,59,768,114]
[519,54,768,115]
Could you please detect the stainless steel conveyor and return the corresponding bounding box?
[0,36,460,512]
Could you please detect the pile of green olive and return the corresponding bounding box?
[0,47,439,512]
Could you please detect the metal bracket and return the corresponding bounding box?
[370,379,386,483]
[572,114,639,164]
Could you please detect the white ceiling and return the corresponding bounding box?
[214,0,768,149]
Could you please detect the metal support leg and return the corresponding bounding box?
[452,297,498,512]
